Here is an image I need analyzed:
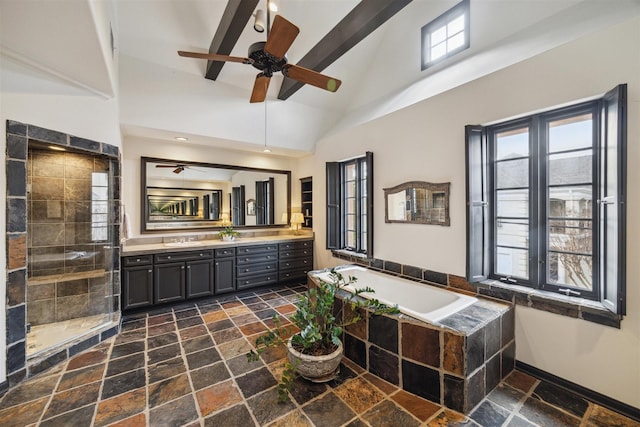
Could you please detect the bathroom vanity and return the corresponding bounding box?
[121,236,313,310]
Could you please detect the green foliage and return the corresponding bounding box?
[218,226,239,238]
[246,268,399,402]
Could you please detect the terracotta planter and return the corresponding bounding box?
[287,337,343,382]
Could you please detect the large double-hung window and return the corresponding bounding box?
[466,85,626,315]
[326,152,373,256]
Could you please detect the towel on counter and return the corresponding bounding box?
[121,210,132,243]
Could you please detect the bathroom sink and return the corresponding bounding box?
[163,241,205,248]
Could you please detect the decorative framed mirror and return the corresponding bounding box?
[383,181,450,226]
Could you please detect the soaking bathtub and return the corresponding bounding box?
[311,265,477,323]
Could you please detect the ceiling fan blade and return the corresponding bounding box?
[178,50,253,64]
[250,73,271,103]
[156,164,182,168]
[282,64,341,92]
[173,167,184,174]
[263,15,300,59]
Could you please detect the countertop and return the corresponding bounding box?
[121,233,314,256]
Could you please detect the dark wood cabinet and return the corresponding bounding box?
[122,255,154,309]
[214,248,236,294]
[186,259,214,298]
[154,262,186,304]
[279,240,313,282]
[153,250,213,304]
[236,244,278,290]
[300,177,312,228]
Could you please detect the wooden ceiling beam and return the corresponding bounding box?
[277,0,413,100]
[205,0,259,81]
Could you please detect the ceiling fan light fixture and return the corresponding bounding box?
[253,9,265,33]
[174,136,188,141]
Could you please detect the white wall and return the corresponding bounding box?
[0,92,121,384]
[122,137,302,237]
[310,17,640,408]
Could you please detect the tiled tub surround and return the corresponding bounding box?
[310,267,515,414]
[5,120,122,389]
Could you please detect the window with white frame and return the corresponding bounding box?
[421,0,470,70]
[466,84,627,315]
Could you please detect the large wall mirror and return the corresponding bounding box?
[383,181,450,226]
[142,157,291,232]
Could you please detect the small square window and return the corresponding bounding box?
[421,0,470,70]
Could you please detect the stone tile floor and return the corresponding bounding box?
[1,283,638,426]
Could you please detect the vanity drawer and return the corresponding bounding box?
[236,274,278,290]
[123,255,153,266]
[279,247,312,260]
[154,250,213,264]
[214,248,236,258]
[279,240,313,251]
[236,252,278,265]
[236,244,278,256]
[279,268,310,282]
[236,261,277,278]
[279,257,312,271]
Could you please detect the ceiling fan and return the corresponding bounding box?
[178,14,342,103]
[155,164,205,174]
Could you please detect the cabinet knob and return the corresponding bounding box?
[285,253,290,256]
[267,266,272,269]
[136,258,141,262]
[303,260,308,264]
[244,269,249,272]
[245,258,249,261]
[148,269,152,273]
[167,256,171,259]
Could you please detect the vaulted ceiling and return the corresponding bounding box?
[2,0,639,156]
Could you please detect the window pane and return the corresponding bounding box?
[548,114,592,153]
[549,150,592,185]
[496,158,528,189]
[548,186,592,219]
[447,31,465,52]
[347,231,356,248]
[496,128,528,160]
[496,189,529,217]
[497,218,528,248]
[549,222,592,254]
[496,247,529,279]
[447,14,465,35]
[431,42,446,61]
[346,163,356,180]
[346,180,356,197]
[548,252,592,290]
[431,26,446,46]
[346,197,356,214]
[347,214,355,230]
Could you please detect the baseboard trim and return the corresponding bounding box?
[0,380,8,397]
[516,361,640,422]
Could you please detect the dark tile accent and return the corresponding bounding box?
[235,367,278,398]
[7,269,26,306]
[507,415,537,426]
[7,368,27,387]
[43,381,100,419]
[29,349,66,376]
[7,198,26,233]
[402,264,422,279]
[246,387,296,425]
[0,372,59,408]
[478,286,514,303]
[370,258,384,270]
[502,307,515,346]
[28,124,68,144]
[344,333,367,369]
[7,134,27,159]
[8,341,26,373]
[303,391,357,427]
[466,328,485,374]
[487,384,525,412]
[289,376,328,405]
[7,120,27,136]
[101,143,119,157]
[401,322,439,367]
[369,315,398,353]
[328,362,358,387]
[147,332,179,349]
[70,334,100,357]
[7,160,26,196]
[106,353,145,377]
[203,404,254,427]
[183,335,215,354]
[148,394,199,427]
[532,381,589,418]
[362,399,421,427]
[186,347,222,370]
[148,357,186,384]
[148,374,191,408]
[190,361,231,390]
[70,136,101,152]
[101,368,146,400]
[40,404,96,427]
[177,316,204,329]
[485,317,501,359]
[470,400,510,426]
[111,341,145,359]
[467,366,486,411]
[369,346,399,386]
[175,307,199,319]
[439,312,484,334]
[444,374,465,413]
[530,295,579,318]
[502,342,516,379]
[486,353,501,393]
[383,260,402,274]
[519,397,581,427]
[7,305,26,343]
[402,359,440,403]
[58,364,105,391]
[580,307,621,328]
[423,269,448,286]
[148,343,181,365]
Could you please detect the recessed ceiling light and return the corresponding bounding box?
[175,136,188,141]
[263,148,272,153]
[49,145,66,151]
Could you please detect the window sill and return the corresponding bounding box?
[476,280,621,329]
[331,249,369,260]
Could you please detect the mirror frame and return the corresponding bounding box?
[141,157,291,233]
[383,181,450,226]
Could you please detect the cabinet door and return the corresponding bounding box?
[154,262,186,304]
[187,259,214,298]
[123,265,153,309]
[214,258,235,294]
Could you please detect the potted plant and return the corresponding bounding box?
[247,269,398,402]
[219,226,239,241]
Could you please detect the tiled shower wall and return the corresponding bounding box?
[27,149,114,326]
[5,120,121,388]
